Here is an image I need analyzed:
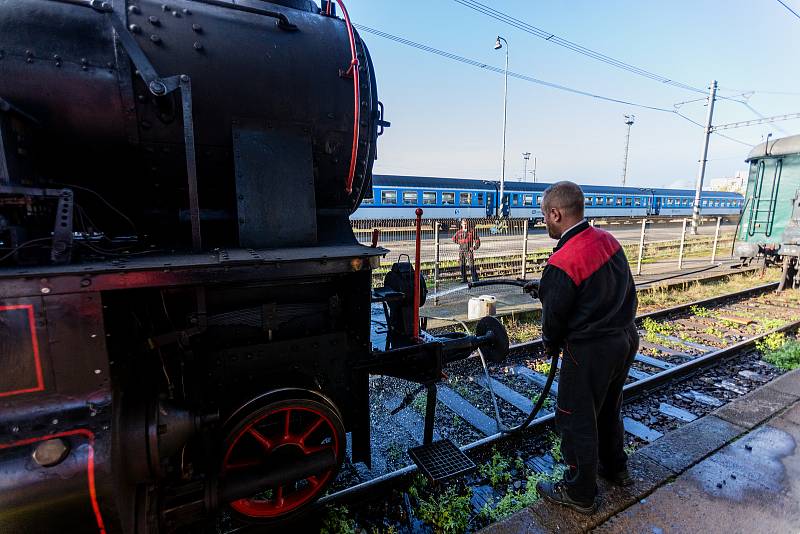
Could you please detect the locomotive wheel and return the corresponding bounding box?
[221,395,345,521]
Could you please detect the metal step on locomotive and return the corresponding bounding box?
[734,133,800,291]
[0,1,509,532]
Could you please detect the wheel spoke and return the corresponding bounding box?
[283,409,291,439]
[304,443,333,455]
[299,416,325,445]
[275,486,284,508]
[225,458,262,470]
[248,428,273,452]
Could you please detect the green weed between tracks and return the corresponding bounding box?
[417,485,473,534]
[758,335,800,371]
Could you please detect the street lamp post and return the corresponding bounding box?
[494,36,508,217]
[522,152,530,181]
[622,115,635,187]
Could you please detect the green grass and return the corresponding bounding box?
[637,272,780,312]
[641,317,675,343]
[479,450,513,488]
[416,486,473,534]
[320,505,356,534]
[759,335,800,371]
[480,472,546,522]
[690,305,714,317]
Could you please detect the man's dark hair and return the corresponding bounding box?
[542,181,585,218]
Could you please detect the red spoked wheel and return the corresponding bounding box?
[221,397,345,520]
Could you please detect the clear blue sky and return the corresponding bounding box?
[343,0,800,189]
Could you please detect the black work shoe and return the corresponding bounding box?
[598,467,634,487]
[536,480,597,515]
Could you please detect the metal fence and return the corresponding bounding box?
[352,217,736,303]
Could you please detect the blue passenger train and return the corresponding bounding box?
[351,175,744,220]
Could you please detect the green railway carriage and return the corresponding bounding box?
[735,133,800,290]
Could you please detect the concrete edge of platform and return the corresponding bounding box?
[480,367,800,534]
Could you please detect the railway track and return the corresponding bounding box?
[316,282,800,523]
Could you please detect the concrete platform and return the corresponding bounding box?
[480,368,800,534]
[423,259,759,329]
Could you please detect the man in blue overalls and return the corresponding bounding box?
[533,181,639,514]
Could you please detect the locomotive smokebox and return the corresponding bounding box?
[0,0,382,252]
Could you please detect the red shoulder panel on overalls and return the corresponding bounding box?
[547,227,621,286]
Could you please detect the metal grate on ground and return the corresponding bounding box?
[408,439,476,482]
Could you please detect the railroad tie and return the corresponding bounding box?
[436,386,499,436]
[513,365,559,396]
[627,367,651,381]
[658,402,697,422]
[634,353,673,370]
[622,417,663,442]
[678,389,723,407]
[470,485,500,515]
[658,333,717,353]
[525,453,555,474]
[382,394,441,444]
[474,375,537,414]
[638,339,690,358]
[738,370,769,383]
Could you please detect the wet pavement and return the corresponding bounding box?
[480,369,800,534]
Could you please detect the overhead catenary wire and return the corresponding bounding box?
[357,25,683,114]
[357,25,760,147]
[451,0,708,94]
[775,0,800,20]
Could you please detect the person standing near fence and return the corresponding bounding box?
[453,218,480,283]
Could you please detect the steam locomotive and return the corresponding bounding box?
[0,1,508,532]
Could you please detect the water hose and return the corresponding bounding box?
[463,262,730,433]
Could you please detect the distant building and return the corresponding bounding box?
[709,170,747,194]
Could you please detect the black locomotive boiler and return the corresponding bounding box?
[0,0,508,532]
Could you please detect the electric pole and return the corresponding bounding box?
[522,152,531,181]
[622,115,635,187]
[533,156,537,183]
[691,80,717,235]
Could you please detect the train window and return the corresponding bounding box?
[423,191,437,205]
[584,196,592,206]
[615,197,622,206]
[624,197,632,206]
[402,191,418,205]
[512,194,521,206]
[442,192,455,205]
[477,192,485,204]
[362,190,374,204]
[381,190,397,205]
[460,192,472,205]
[536,195,543,204]
[666,198,673,206]
[524,194,533,206]
[701,200,708,207]
[596,196,604,205]
[634,197,641,206]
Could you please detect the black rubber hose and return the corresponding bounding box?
[501,348,559,434]
[468,262,732,434]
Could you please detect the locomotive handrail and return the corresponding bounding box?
[327,0,361,196]
[192,0,298,31]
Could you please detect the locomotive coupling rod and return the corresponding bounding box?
[219,449,336,502]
